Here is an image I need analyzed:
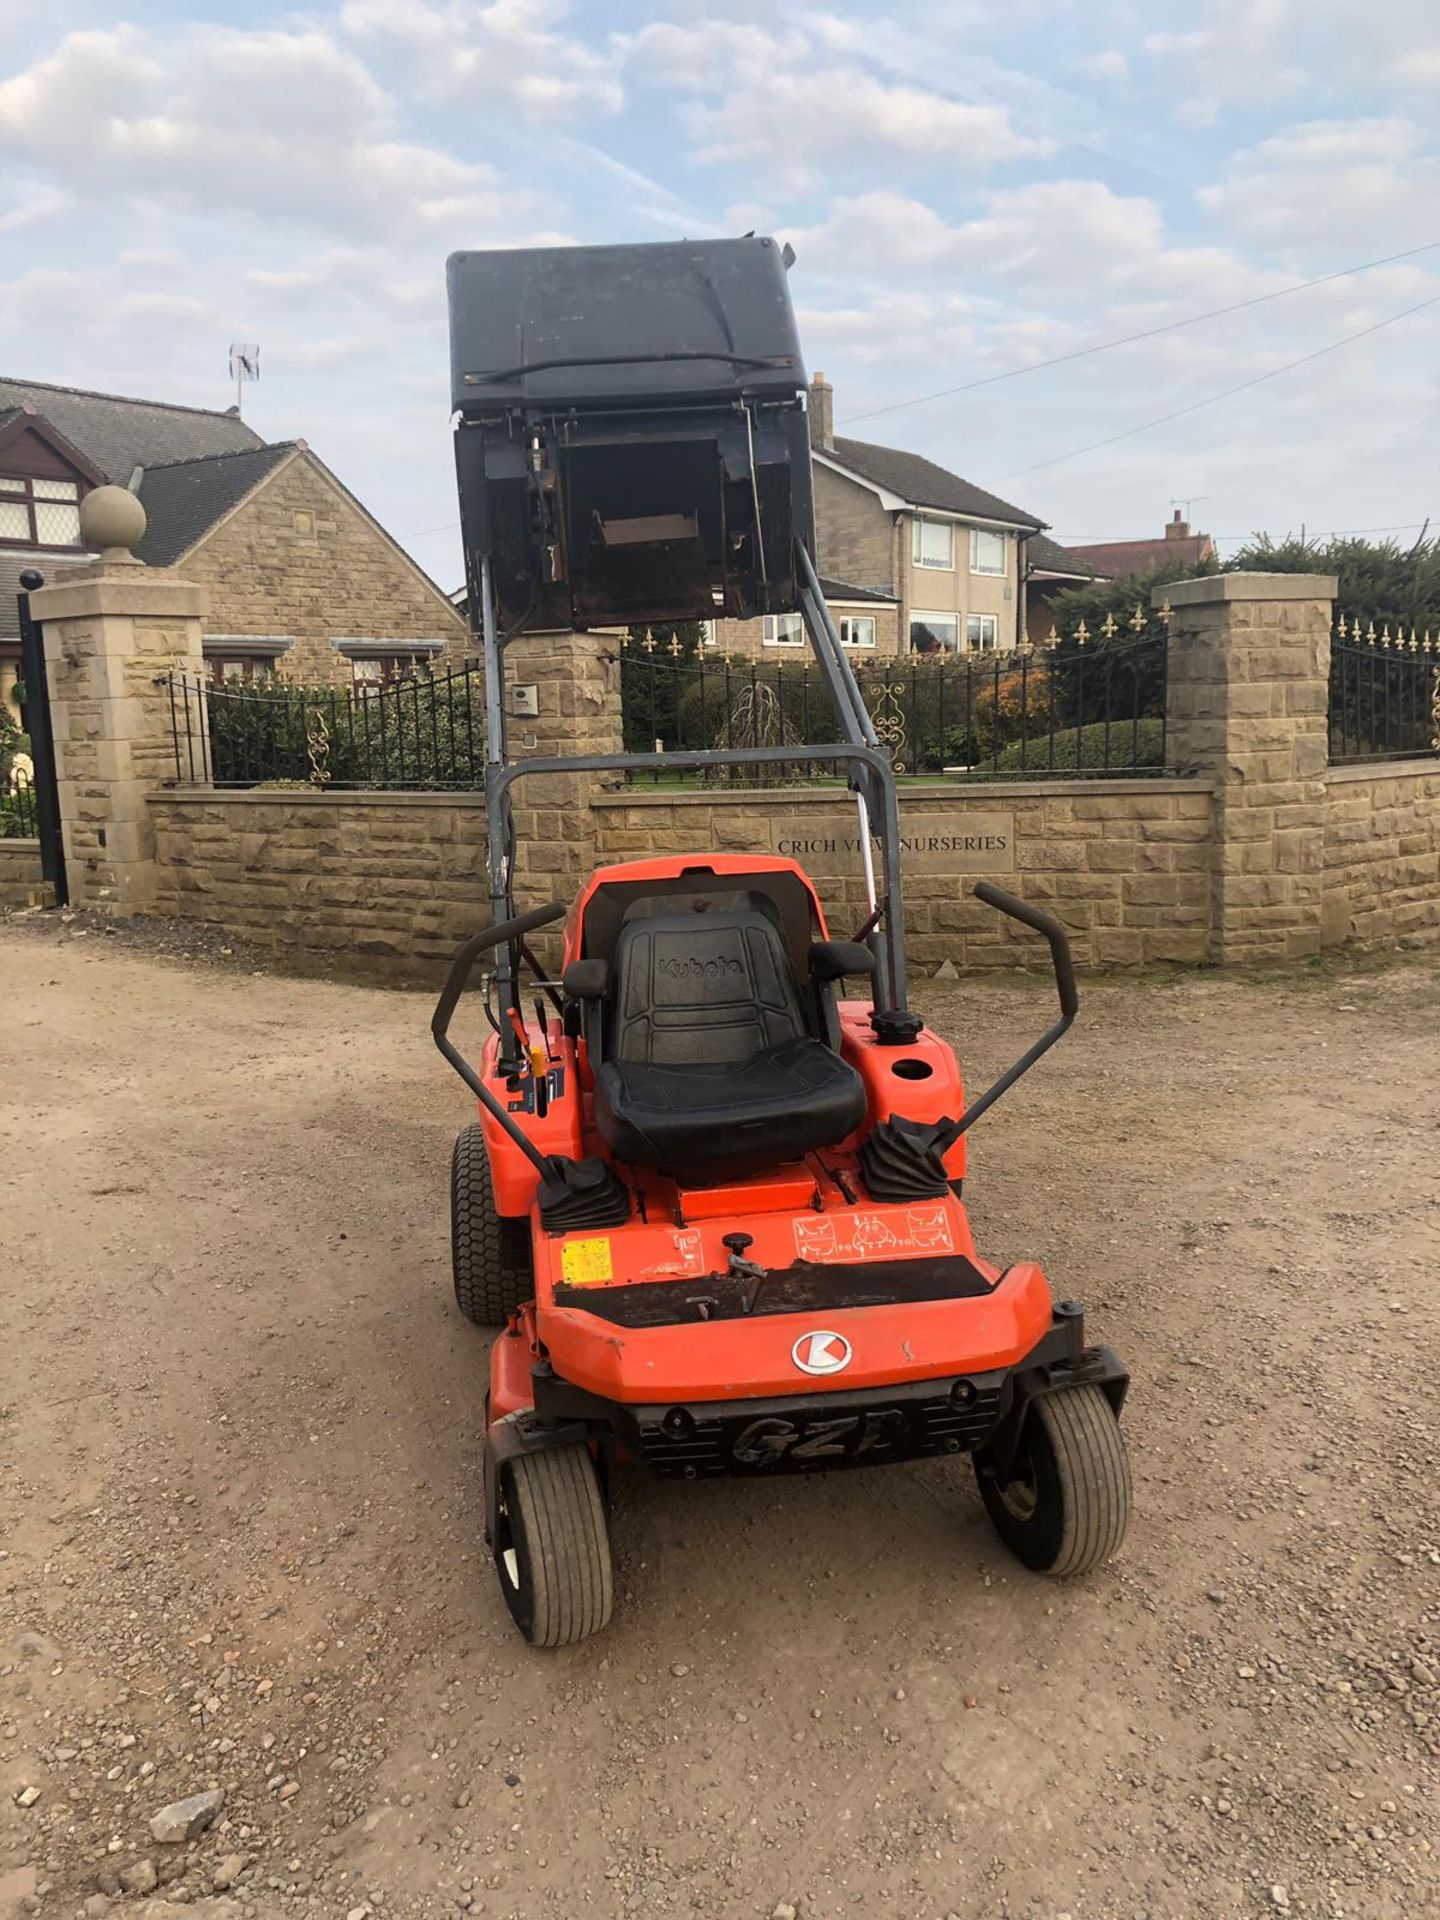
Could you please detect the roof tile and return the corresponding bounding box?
[823,434,1043,529]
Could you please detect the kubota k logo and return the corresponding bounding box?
[791,1329,852,1376]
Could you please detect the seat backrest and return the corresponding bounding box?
[609,897,807,1066]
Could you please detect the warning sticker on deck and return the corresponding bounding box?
[793,1206,954,1265]
[637,1230,705,1281]
[560,1236,614,1286]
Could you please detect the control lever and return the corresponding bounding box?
[724,1232,769,1316]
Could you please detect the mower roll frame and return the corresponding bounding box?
[475,538,911,1074]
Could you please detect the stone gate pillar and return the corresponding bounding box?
[1160,572,1336,963]
[504,627,624,910]
[27,487,206,914]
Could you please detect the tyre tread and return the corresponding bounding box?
[506,1446,613,1647]
[1037,1383,1131,1576]
[451,1124,531,1325]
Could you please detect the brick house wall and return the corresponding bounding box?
[813,464,898,595]
[175,452,467,683]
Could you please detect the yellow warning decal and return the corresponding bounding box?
[560,1236,614,1286]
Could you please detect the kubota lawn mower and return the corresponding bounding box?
[434,237,1132,1645]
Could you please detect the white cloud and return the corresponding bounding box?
[1078,50,1129,81]
[1392,48,1440,87]
[338,0,623,117]
[0,24,547,241]
[1197,116,1440,251]
[780,181,1178,295]
[1143,0,1440,112]
[622,20,1053,188]
[0,182,70,230]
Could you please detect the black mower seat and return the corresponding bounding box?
[592,899,866,1184]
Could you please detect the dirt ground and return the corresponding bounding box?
[1,912,1437,1920]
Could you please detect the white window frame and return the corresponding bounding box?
[699,620,717,647]
[837,615,876,649]
[909,612,959,653]
[965,613,999,652]
[970,527,1006,576]
[911,517,955,571]
[762,613,805,647]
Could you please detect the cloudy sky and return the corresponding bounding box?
[2,0,1438,587]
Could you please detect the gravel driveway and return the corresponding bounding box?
[1,915,1436,1920]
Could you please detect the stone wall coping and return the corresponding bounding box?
[596,777,1214,809]
[147,787,488,809]
[0,838,41,850]
[29,572,209,623]
[1158,571,1338,607]
[1324,757,1440,786]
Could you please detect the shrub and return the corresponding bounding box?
[981,716,1164,774]
[206,674,486,788]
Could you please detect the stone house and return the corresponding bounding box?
[0,377,465,715]
[706,374,1049,659]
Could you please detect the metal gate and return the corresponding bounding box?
[15,571,67,908]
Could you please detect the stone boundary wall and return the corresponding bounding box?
[0,839,43,908]
[596,782,1216,969]
[1321,759,1440,950]
[149,792,491,965]
[141,780,1219,973]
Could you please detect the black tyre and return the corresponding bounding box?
[492,1443,614,1647]
[451,1123,531,1326]
[975,1383,1131,1576]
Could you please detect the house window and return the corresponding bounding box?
[838,616,876,648]
[970,528,1006,575]
[909,613,959,653]
[699,620,717,647]
[203,636,294,684]
[210,656,276,686]
[0,474,83,549]
[351,653,435,686]
[965,614,999,651]
[762,613,805,646]
[335,638,445,685]
[911,518,955,570]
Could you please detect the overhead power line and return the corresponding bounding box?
[1053,519,1434,544]
[999,291,1440,480]
[839,239,1440,427]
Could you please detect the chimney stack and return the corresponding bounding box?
[1166,508,1190,540]
[808,371,834,450]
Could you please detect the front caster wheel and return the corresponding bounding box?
[492,1444,614,1647]
[975,1383,1131,1576]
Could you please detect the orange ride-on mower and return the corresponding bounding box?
[434,237,1132,1645]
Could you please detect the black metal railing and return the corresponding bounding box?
[2,762,37,837]
[620,631,1168,781]
[167,666,488,789]
[1329,618,1439,763]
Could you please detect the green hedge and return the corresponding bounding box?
[977,716,1165,774]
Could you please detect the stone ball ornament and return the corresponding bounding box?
[80,485,147,559]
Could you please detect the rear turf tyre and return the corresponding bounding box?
[451,1123,531,1326]
[975,1383,1131,1576]
[492,1444,614,1647]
